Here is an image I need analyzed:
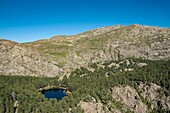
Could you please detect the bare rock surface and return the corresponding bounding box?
[139,83,170,110]
[112,85,147,113]
[79,101,105,113]
[111,84,170,113]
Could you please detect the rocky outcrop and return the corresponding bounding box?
[111,84,170,113]
[139,83,170,111]
[112,85,148,113]
[79,84,170,113]
[79,101,105,113]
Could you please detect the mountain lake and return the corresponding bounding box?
[42,89,67,100]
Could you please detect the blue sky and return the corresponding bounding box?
[0,0,170,42]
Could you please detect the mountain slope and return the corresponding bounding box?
[25,24,170,74]
[0,39,62,77]
[0,24,170,76]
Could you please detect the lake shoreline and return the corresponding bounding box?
[37,85,71,94]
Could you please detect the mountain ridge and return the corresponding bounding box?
[0,24,170,77]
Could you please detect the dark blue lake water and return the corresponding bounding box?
[42,89,67,100]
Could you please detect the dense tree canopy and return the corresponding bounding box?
[0,58,170,113]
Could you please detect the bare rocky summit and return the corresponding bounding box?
[0,24,170,76]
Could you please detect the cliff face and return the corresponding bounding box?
[0,24,170,76]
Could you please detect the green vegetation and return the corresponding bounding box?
[0,58,170,112]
